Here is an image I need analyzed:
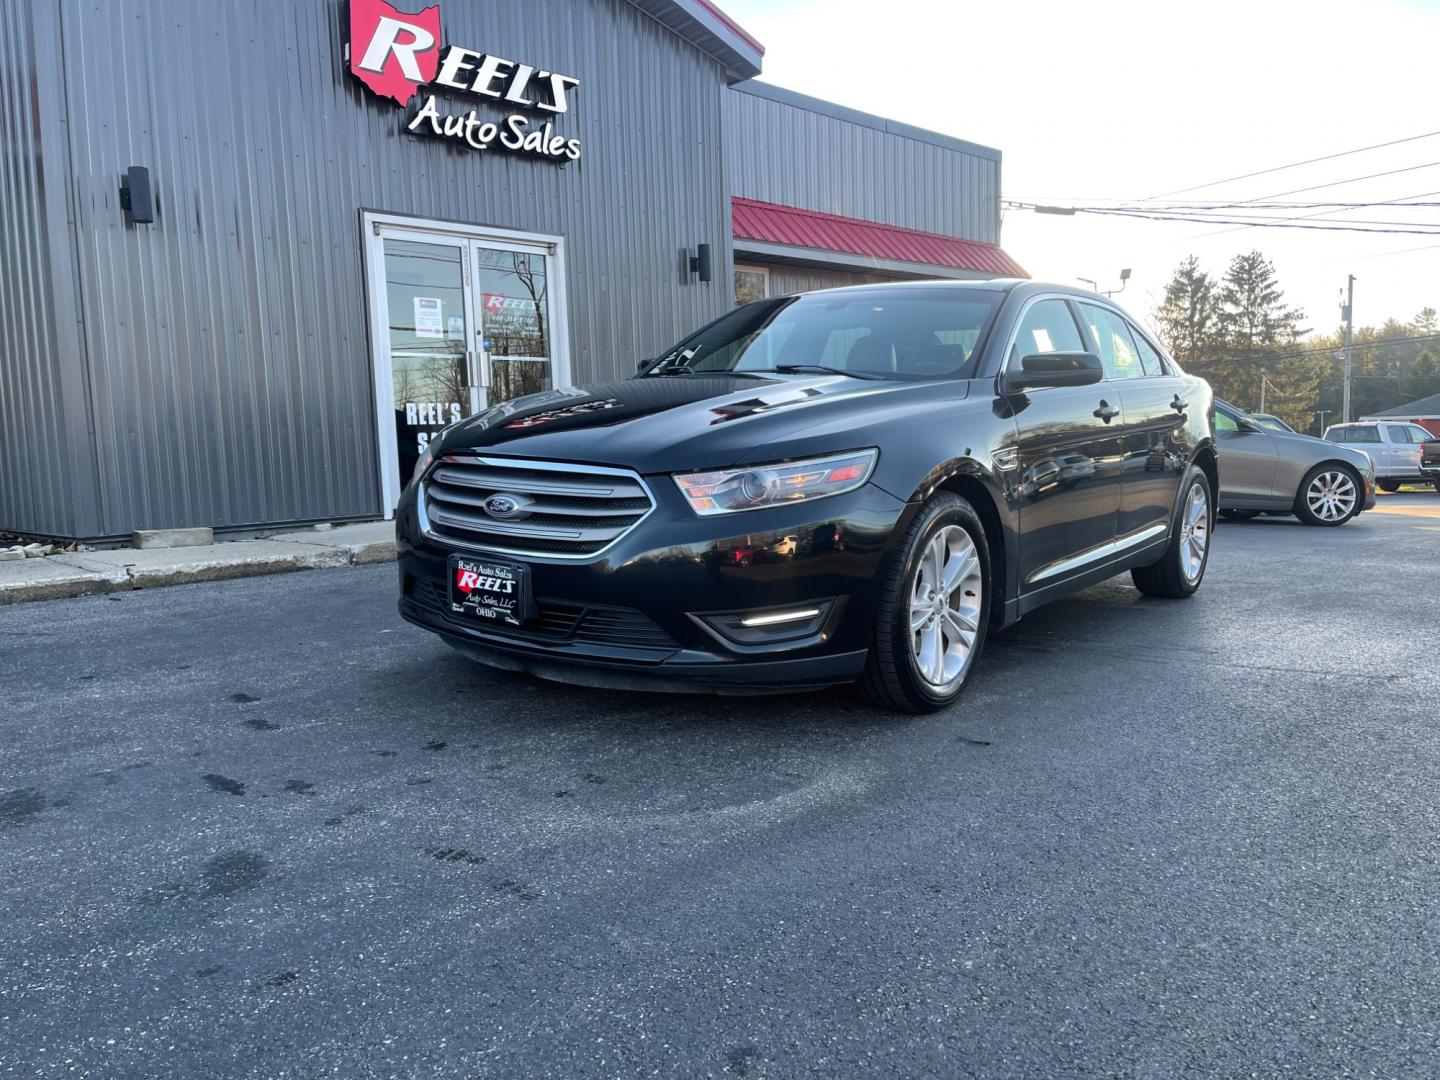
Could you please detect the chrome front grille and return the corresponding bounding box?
[420,456,655,559]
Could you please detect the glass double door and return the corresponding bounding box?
[373,225,562,501]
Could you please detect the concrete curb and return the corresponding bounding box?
[0,525,396,606]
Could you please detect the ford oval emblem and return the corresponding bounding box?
[484,494,522,518]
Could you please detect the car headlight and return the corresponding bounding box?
[411,440,440,486]
[673,449,877,516]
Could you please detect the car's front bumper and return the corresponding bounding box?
[395,477,911,692]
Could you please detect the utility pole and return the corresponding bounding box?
[1259,367,1268,413]
[1341,275,1355,422]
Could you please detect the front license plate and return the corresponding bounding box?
[448,555,533,627]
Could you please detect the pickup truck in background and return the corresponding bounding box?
[1424,437,1440,491]
[1324,421,1440,492]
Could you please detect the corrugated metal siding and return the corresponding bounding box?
[0,1,97,537]
[761,265,890,295]
[49,0,732,536]
[723,87,1000,244]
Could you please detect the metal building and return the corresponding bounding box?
[0,0,1023,542]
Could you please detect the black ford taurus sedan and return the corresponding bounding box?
[397,280,1216,713]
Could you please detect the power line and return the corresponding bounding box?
[1076,208,1440,236]
[1184,332,1440,370]
[1188,183,1440,240]
[1148,130,1440,199]
[1350,240,1440,261]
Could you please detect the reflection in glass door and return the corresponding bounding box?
[474,246,555,403]
[381,237,477,486]
[365,215,570,513]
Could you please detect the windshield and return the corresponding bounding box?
[1254,415,1293,432]
[647,288,1002,381]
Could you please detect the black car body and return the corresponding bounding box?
[397,280,1216,712]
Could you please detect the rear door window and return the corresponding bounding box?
[1076,303,1145,381]
[1128,322,1166,376]
[1347,425,1382,443]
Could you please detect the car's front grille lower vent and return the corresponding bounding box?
[409,578,677,651]
[421,455,655,559]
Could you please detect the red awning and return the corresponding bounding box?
[732,197,1027,279]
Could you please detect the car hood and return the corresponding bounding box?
[433,374,972,473]
[1272,430,1373,468]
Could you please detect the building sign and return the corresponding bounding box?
[347,0,582,162]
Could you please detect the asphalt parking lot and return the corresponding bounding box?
[4,493,1439,1079]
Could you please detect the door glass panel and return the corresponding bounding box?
[1012,299,1084,360]
[383,238,473,488]
[1077,303,1145,381]
[476,247,553,404]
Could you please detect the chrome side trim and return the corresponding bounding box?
[1028,523,1168,585]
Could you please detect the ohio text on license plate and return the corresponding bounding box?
[448,556,532,627]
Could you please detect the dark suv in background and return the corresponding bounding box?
[397,281,1216,713]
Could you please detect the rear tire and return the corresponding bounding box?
[860,493,991,715]
[1132,465,1212,599]
[1377,480,1400,493]
[1294,464,1362,526]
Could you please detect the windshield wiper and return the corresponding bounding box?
[760,364,884,380]
[647,365,769,378]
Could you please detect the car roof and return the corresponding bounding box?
[785,278,1125,304]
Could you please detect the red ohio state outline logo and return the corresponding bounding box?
[349,0,441,105]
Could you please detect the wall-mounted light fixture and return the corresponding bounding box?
[689,243,712,284]
[119,166,155,225]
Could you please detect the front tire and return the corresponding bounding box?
[860,493,991,714]
[1294,464,1361,526]
[1377,480,1400,493]
[1132,465,1212,598]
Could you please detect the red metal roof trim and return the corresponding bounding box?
[695,0,766,55]
[732,197,1027,279]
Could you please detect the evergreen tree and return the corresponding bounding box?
[1206,251,1307,413]
[1155,256,1221,366]
[1219,251,1305,349]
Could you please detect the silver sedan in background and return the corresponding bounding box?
[1215,400,1377,526]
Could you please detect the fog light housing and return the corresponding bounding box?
[691,599,837,649]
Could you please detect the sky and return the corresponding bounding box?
[720,0,1440,339]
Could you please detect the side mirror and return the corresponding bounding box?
[1002,351,1104,393]
[636,357,656,373]
[1236,416,1264,434]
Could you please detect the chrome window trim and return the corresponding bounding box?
[418,455,657,562]
[996,293,1090,388]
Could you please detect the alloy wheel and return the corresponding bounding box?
[1179,481,1209,583]
[1306,470,1357,522]
[908,525,984,690]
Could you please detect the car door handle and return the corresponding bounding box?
[1171,394,1188,413]
[1093,401,1120,422]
